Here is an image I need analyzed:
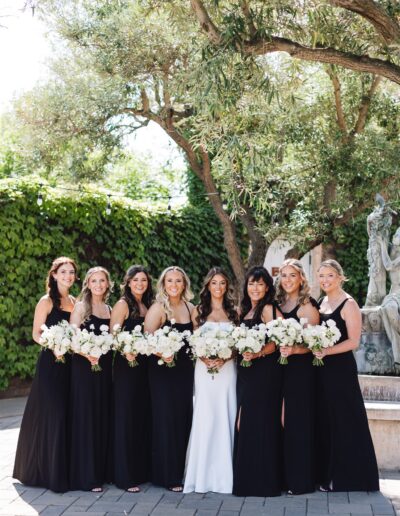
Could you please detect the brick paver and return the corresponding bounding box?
[0,398,399,516]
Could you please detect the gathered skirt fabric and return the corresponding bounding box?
[13,349,71,493]
[316,351,379,492]
[112,352,152,489]
[148,344,194,488]
[233,350,283,497]
[282,353,316,494]
[69,351,113,491]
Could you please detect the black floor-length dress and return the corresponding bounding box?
[280,302,317,494]
[113,314,152,489]
[316,299,379,492]
[233,307,283,497]
[148,314,194,488]
[69,314,112,491]
[13,306,72,493]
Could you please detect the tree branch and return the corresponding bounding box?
[243,37,400,85]
[190,0,222,45]
[140,88,150,112]
[329,0,400,44]
[241,1,257,39]
[326,68,348,139]
[352,75,381,135]
[189,3,400,86]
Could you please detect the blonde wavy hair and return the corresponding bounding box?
[318,259,348,286]
[275,259,311,306]
[78,266,113,322]
[156,266,194,318]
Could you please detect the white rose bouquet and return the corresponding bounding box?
[39,319,74,363]
[188,324,235,376]
[232,323,266,367]
[112,324,150,367]
[265,317,304,365]
[71,324,113,372]
[147,321,191,368]
[302,320,341,366]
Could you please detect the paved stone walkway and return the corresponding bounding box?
[0,398,399,516]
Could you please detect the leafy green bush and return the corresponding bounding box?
[0,177,232,390]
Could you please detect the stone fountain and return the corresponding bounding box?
[354,195,400,471]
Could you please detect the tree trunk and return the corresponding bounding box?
[238,206,269,268]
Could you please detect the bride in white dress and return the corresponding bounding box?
[184,267,239,494]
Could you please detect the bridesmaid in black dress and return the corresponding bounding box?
[276,259,320,495]
[144,266,194,492]
[110,265,154,492]
[13,257,77,493]
[69,266,113,492]
[316,259,379,492]
[233,266,283,497]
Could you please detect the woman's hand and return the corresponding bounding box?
[313,348,329,360]
[84,355,99,366]
[203,358,225,370]
[280,346,295,359]
[163,355,174,364]
[242,351,258,361]
[125,352,137,363]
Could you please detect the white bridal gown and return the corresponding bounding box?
[183,321,237,493]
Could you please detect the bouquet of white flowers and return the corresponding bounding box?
[71,324,113,371]
[39,319,74,363]
[112,324,150,367]
[188,324,235,376]
[147,321,191,367]
[265,317,305,365]
[232,323,266,367]
[302,320,341,366]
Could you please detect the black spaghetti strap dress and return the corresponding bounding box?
[233,306,283,497]
[148,306,194,488]
[280,300,318,494]
[13,306,72,493]
[69,314,113,491]
[316,298,379,491]
[112,313,152,489]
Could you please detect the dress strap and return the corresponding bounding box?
[184,302,191,317]
[335,298,349,312]
[272,304,277,320]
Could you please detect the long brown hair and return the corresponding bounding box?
[46,256,77,309]
[120,265,154,318]
[197,267,239,325]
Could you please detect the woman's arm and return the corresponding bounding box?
[191,307,200,330]
[314,298,361,359]
[283,302,320,356]
[143,303,164,334]
[32,296,52,344]
[70,302,85,328]
[110,299,129,333]
[242,305,276,361]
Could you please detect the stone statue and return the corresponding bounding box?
[364,194,395,307]
[378,227,400,366]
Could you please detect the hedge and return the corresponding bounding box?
[0,177,233,390]
[2,176,397,389]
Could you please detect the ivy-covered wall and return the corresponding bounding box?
[2,176,397,390]
[0,178,232,390]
